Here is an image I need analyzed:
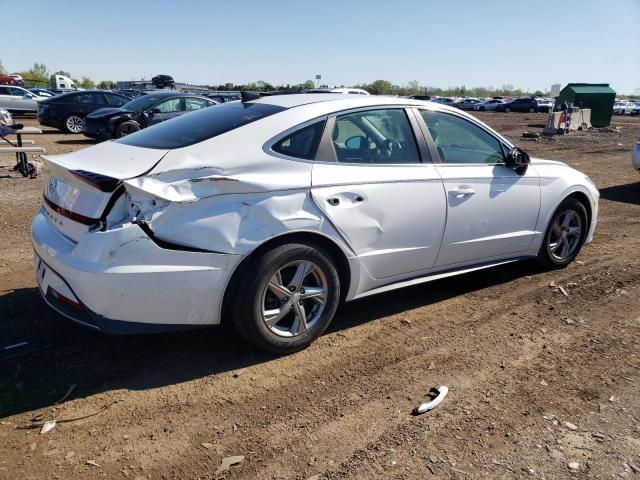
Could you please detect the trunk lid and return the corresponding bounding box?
[41,142,168,236]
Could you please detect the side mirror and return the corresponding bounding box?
[345,135,365,149]
[505,147,530,173]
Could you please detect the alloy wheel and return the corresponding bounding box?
[260,260,328,337]
[548,209,582,260]
[66,115,83,133]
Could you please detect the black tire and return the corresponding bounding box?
[115,121,140,138]
[479,106,485,111]
[64,114,84,134]
[232,243,340,354]
[536,197,588,269]
[505,107,511,113]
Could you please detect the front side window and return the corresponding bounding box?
[118,101,286,149]
[331,109,420,164]
[272,120,325,160]
[420,110,504,164]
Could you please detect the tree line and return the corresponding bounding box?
[0,59,567,97]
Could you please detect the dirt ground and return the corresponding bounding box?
[0,112,639,480]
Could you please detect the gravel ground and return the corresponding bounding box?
[0,112,639,480]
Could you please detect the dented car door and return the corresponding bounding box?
[311,107,446,280]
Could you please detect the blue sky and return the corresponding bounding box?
[3,0,639,94]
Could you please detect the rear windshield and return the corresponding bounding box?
[117,102,286,149]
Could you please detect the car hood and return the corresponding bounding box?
[87,107,134,119]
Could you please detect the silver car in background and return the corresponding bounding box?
[0,85,44,114]
[473,99,506,111]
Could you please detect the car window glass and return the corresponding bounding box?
[77,93,103,105]
[9,88,25,96]
[107,94,129,107]
[0,87,9,95]
[420,110,504,164]
[332,109,420,164]
[272,120,325,160]
[155,98,182,113]
[118,102,285,149]
[185,98,210,111]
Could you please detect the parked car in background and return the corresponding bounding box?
[535,98,553,113]
[37,90,132,133]
[454,98,483,110]
[152,75,175,89]
[0,74,24,86]
[430,97,456,105]
[629,103,640,116]
[613,100,635,115]
[0,85,46,114]
[83,91,217,140]
[473,99,505,111]
[407,95,432,101]
[33,94,598,353]
[29,88,57,98]
[495,98,539,113]
[205,93,241,103]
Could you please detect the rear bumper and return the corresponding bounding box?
[32,207,241,333]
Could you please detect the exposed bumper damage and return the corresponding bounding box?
[32,207,241,329]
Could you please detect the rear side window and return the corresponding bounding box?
[272,120,325,160]
[118,102,286,149]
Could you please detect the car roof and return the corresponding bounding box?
[250,93,425,109]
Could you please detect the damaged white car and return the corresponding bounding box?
[32,94,599,353]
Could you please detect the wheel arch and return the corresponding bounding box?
[220,231,352,325]
[566,190,592,225]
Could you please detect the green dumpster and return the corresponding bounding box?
[557,83,616,128]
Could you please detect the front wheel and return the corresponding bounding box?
[115,120,140,138]
[536,197,588,269]
[232,243,341,354]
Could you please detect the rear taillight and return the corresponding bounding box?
[70,170,120,192]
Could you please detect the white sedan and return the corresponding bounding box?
[32,94,599,353]
[613,100,635,115]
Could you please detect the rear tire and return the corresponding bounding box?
[64,114,84,134]
[232,243,340,354]
[536,197,588,269]
[115,121,140,138]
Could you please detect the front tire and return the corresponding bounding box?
[115,120,140,138]
[232,243,340,354]
[536,197,588,269]
[64,114,84,134]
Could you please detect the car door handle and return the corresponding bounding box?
[327,197,340,206]
[448,187,475,198]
